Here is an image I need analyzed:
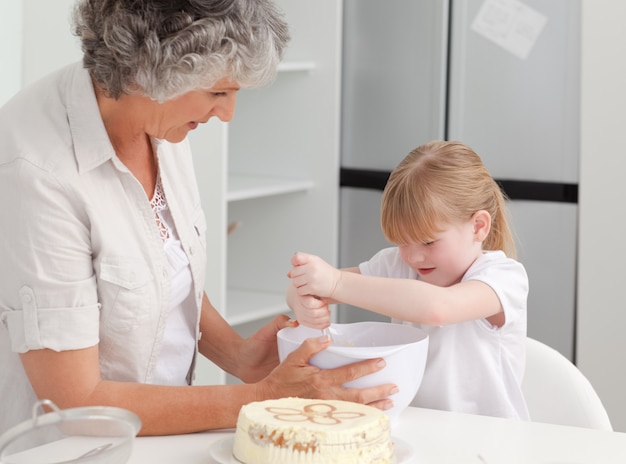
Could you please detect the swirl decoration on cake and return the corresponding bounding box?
[266,403,366,425]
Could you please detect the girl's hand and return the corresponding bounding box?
[287,287,331,329]
[289,252,342,299]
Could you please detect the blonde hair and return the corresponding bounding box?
[381,140,516,258]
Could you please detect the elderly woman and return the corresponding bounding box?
[0,0,396,436]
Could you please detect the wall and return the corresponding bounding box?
[577,0,626,433]
[20,0,81,85]
[0,1,22,106]
[0,0,80,103]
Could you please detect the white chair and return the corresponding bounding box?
[522,337,612,431]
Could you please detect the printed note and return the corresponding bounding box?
[471,0,547,60]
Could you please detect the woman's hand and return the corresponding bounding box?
[235,314,297,383]
[256,334,397,411]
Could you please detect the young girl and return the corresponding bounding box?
[287,140,530,420]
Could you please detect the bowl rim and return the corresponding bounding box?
[277,321,429,358]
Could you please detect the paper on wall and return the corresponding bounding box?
[471,0,547,60]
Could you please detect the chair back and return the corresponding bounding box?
[522,337,612,431]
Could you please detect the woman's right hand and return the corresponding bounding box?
[256,334,397,411]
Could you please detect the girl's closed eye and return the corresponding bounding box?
[420,238,437,246]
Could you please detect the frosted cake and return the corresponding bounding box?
[232,397,395,463]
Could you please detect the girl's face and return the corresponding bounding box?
[147,78,240,143]
[398,215,487,287]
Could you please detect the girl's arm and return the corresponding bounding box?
[333,272,502,325]
[289,252,503,327]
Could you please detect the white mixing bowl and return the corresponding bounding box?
[277,321,429,423]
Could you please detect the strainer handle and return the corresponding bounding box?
[31,399,62,425]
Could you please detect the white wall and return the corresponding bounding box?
[0,0,80,103]
[0,1,22,106]
[578,0,626,433]
[21,0,80,84]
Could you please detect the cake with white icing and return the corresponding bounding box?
[232,397,395,464]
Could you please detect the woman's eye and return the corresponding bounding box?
[211,92,227,97]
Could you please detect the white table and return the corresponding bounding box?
[129,407,626,463]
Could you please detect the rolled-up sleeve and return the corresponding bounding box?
[3,288,100,353]
[0,158,99,353]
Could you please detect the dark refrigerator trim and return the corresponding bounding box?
[341,167,578,204]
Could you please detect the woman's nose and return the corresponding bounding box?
[213,94,237,122]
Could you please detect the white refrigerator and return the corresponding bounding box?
[339,0,580,361]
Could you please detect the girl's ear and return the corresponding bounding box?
[472,210,491,242]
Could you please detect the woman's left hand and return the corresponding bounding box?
[198,294,295,383]
[235,314,298,383]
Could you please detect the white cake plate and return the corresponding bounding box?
[208,436,415,463]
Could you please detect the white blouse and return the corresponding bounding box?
[151,178,197,385]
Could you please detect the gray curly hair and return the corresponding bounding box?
[73,0,290,102]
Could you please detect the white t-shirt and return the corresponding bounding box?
[0,63,207,434]
[360,248,530,420]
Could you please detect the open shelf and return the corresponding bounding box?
[226,288,291,326]
[227,174,315,202]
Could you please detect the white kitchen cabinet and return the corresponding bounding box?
[189,0,343,385]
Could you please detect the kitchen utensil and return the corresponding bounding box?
[0,400,141,464]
